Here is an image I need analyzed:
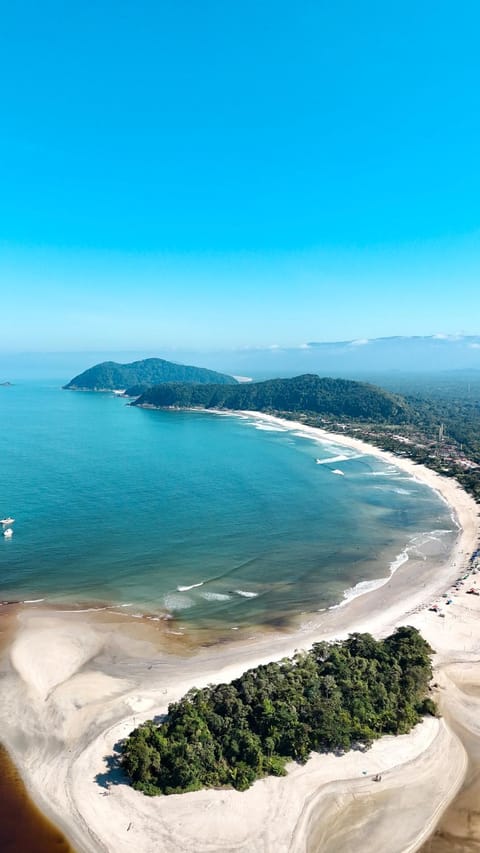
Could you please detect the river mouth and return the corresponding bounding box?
[0,744,74,853]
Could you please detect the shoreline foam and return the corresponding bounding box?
[0,417,479,852]
[1,405,457,633]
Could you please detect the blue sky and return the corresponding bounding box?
[1,0,479,351]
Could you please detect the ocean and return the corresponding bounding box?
[0,381,456,633]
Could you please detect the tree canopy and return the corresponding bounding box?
[64,358,237,391]
[133,374,411,422]
[122,626,436,796]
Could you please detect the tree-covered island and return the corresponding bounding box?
[122,626,437,796]
[64,357,237,392]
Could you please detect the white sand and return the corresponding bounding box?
[1,416,479,853]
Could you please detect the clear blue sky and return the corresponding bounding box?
[1,0,479,351]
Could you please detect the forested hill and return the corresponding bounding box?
[64,358,237,391]
[133,374,411,422]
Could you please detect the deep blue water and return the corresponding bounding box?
[0,382,456,629]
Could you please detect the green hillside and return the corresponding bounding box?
[64,358,237,391]
[133,374,411,422]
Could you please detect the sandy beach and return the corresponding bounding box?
[1,413,480,853]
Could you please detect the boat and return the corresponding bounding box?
[3,528,13,538]
[0,517,14,525]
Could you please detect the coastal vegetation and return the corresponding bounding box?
[294,372,480,503]
[65,359,480,500]
[63,357,237,391]
[122,626,436,795]
[66,360,479,506]
[131,369,480,500]
[346,423,480,504]
[133,374,411,422]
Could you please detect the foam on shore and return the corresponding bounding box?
[1,414,479,853]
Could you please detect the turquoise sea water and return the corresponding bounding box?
[0,382,456,631]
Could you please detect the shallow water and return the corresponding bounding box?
[0,744,74,852]
[0,381,456,633]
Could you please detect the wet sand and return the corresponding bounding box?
[420,662,480,852]
[0,420,479,853]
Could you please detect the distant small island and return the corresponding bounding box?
[63,357,238,392]
[132,373,411,423]
[0,381,13,387]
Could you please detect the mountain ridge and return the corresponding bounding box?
[132,373,411,422]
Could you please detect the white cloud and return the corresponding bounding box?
[468,343,480,349]
[432,333,465,341]
[349,338,369,346]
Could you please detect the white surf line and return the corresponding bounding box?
[315,453,363,465]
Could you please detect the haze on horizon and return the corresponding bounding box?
[1,1,479,352]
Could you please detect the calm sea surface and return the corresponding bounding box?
[0,382,456,631]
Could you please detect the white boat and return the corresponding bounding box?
[3,528,13,538]
[0,517,14,525]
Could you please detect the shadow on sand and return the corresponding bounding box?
[95,740,129,790]
[94,716,168,790]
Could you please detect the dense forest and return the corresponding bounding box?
[67,361,480,499]
[133,374,411,422]
[298,372,480,502]
[132,371,480,499]
[122,626,436,796]
[364,371,480,463]
[64,358,237,391]
[406,396,480,463]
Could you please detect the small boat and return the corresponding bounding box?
[0,517,14,525]
[3,528,13,538]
